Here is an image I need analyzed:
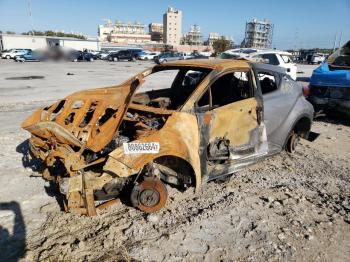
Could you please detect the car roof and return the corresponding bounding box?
[252,62,287,74]
[157,59,251,70]
[251,49,292,56]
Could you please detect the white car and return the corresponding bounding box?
[139,51,160,60]
[249,50,297,80]
[1,49,31,59]
[222,48,259,58]
[310,53,326,64]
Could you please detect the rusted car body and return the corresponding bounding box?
[22,59,314,216]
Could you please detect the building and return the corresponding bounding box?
[98,20,151,44]
[149,23,163,42]
[163,7,182,45]
[183,24,203,45]
[241,18,273,49]
[206,32,220,46]
[0,34,100,51]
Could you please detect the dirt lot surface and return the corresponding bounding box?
[0,60,349,261]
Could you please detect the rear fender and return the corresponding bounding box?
[103,112,202,191]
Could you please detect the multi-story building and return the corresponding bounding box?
[206,32,220,46]
[98,20,151,43]
[183,24,203,45]
[163,7,182,45]
[149,23,163,42]
[241,18,273,49]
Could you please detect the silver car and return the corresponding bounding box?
[22,59,314,215]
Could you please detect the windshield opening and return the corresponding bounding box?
[132,67,212,110]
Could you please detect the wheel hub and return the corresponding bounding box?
[139,189,160,207]
[131,177,167,213]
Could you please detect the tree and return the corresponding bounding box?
[20,30,86,40]
[212,37,231,56]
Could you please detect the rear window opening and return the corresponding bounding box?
[258,72,278,94]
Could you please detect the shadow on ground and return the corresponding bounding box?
[0,201,26,262]
[16,139,43,172]
[296,76,310,82]
[15,139,66,211]
[315,115,350,127]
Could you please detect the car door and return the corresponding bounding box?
[254,68,298,148]
[118,51,126,60]
[195,70,268,180]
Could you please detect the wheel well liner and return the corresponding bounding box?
[293,116,312,138]
[153,155,196,187]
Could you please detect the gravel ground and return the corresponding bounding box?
[0,60,349,261]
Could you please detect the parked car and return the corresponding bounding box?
[71,51,95,62]
[308,53,326,64]
[21,59,314,216]
[1,49,31,59]
[184,52,210,60]
[249,50,298,80]
[15,50,44,62]
[97,51,113,60]
[138,51,160,60]
[154,52,182,64]
[307,41,350,116]
[221,48,259,59]
[108,49,143,61]
[219,52,241,59]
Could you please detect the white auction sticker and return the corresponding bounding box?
[123,142,160,154]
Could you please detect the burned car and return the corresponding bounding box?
[22,59,314,216]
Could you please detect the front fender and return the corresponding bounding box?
[103,112,202,191]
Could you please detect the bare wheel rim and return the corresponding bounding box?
[131,177,167,213]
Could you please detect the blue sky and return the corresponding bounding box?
[0,0,349,49]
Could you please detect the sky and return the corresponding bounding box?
[0,0,349,50]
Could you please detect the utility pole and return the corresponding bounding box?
[332,32,338,51]
[338,31,343,49]
[28,0,35,36]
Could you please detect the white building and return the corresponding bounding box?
[207,32,220,46]
[98,20,151,43]
[183,24,203,45]
[0,34,100,51]
[163,7,182,45]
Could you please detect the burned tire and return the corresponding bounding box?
[131,177,167,213]
[286,131,300,153]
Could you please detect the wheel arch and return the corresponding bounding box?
[153,155,197,189]
[283,114,312,148]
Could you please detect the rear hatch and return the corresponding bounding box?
[22,79,141,152]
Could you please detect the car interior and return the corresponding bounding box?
[132,67,211,110]
[197,71,253,109]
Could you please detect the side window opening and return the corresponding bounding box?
[258,72,278,94]
[196,71,253,110]
[211,71,253,108]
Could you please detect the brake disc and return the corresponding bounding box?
[131,177,167,213]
